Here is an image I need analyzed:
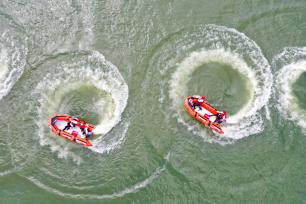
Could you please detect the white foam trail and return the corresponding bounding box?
[274,47,306,131]
[167,25,272,141]
[38,166,106,190]
[0,31,27,100]
[26,152,170,199]
[0,169,14,177]
[90,121,130,154]
[34,51,128,157]
[265,105,271,121]
[0,48,9,98]
[78,0,95,50]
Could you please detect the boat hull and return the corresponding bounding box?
[184,96,224,134]
[48,114,95,147]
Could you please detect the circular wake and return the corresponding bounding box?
[0,17,28,177]
[7,49,170,200]
[273,47,306,132]
[34,51,129,156]
[25,152,170,200]
[145,24,272,143]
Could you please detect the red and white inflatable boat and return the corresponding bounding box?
[48,114,95,147]
[184,96,226,134]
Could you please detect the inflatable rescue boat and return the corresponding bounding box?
[48,114,95,147]
[184,96,226,134]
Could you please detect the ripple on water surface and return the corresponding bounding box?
[0,16,27,177]
[9,50,169,200]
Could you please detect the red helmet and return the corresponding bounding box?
[74,118,81,122]
[79,123,86,128]
[217,111,227,119]
[220,112,227,120]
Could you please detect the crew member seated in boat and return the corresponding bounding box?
[70,117,81,127]
[212,112,227,124]
[63,117,93,139]
[71,130,78,141]
[78,122,94,139]
[63,121,72,131]
[86,132,93,139]
[79,122,87,136]
[190,96,206,110]
[63,117,80,131]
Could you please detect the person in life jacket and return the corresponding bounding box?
[63,117,80,131]
[85,131,93,139]
[71,130,78,141]
[212,111,227,124]
[63,117,93,138]
[190,96,206,110]
[74,119,94,139]
[78,122,93,138]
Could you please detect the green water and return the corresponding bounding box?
[58,84,112,124]
[293,72,306,110]
[187,63,251,114]
[1,0,306,203]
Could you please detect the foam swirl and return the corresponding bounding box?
[0,30,27,100]
[146,24,272,143]
[273,47,306,131]
[34,51,129,156]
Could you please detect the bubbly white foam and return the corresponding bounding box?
[167,25,272,141]
[34,51,128,157]
[0,29,28,175]
[274,47,306,131]
[90,121,130,154]
[0,48,9,80]
[0,31,27,100]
